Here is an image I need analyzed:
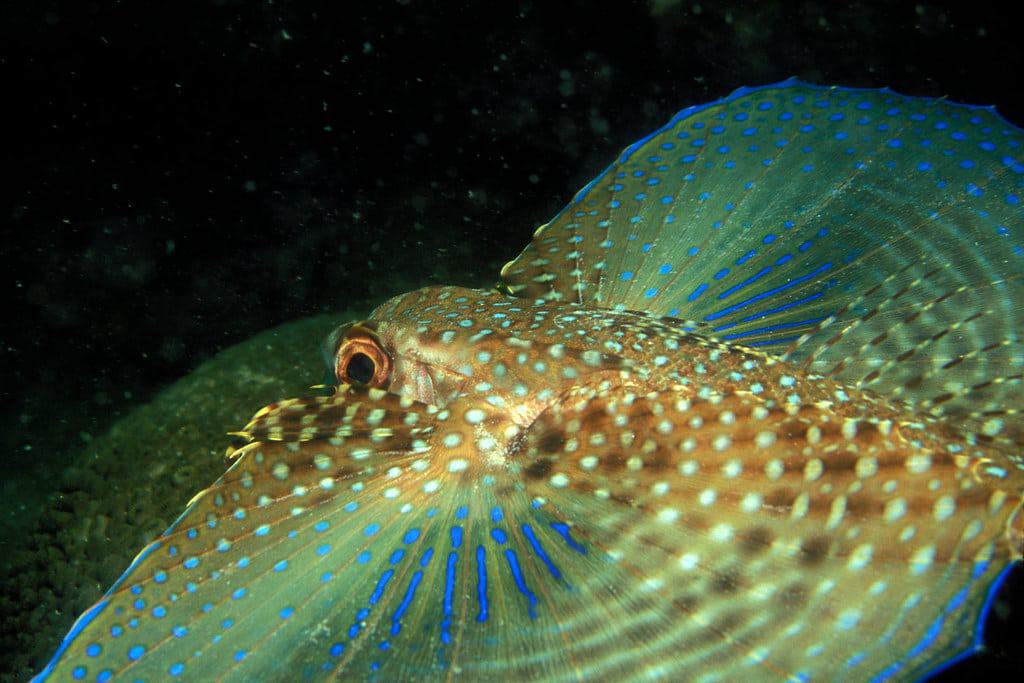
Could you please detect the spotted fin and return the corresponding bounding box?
[32,377,1023,681]
[500,80,1024,433]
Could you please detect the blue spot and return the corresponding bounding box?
[153,571,167,584]
[389,549,405,564]
[314,520,330,532]
[403,528,421,544]
[223,618,234,629]
[274,559,288,573]
[186,528,198,539]
[128,645,145,661]
[234,650,247,662]
[980,141,996,151]
[280,606,295,620]
[86,643,101,657]
[343,501,358,512]
[169,663,185,677]
[644,287,658,298]
[455,506,468,519]
[357,551,371,564]
[97,671,112,683]
[110,625,123,638]
[237,556,250,569]
[451,526,464,548]
[232,587,247,600]
[1007,194,1020,206]
[490,507,504,523]
[364,523,381,536]
[658,263,672,275]
[132,599,145,611]
[183,557,199,569]
[317,543,331,556]
[173,625,187,638]
[330,643,345,657]
[491,528,507,544]
[687,246,700,256]
[321,571,334,583]
[619,270,634,281]
[152,606,167,619]
[72,666,86,680]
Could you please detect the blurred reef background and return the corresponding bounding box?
[2,1,1023,679]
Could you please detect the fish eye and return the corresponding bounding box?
[334,329,392,389]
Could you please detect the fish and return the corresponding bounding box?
[35,80,1023,682]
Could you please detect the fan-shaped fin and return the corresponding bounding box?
[500,80,1024,435]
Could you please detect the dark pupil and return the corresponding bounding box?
[346,352,376,384]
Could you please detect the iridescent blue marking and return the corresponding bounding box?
[491,528,507,544]
[504,549,538,619]
[455,506,468,519]
[717,266,772,300]
[390,570,424,635]
[687,283,709,302]
[128,645,145,661]
[550,522,587,554]
[475,545,489,622]
[490,506,504,523]
[719,316,827,340]
[521,524,562,580]
[704,262,833,321]
[314,520,330,532]
[441,551,458,644]
[274,559,288,573]
[451,526,463,548]
[403,528,421,544]
[739,291,825,323]
[369,569,394,605]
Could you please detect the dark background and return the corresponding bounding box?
[2,0,1022,679]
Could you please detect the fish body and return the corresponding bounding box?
[37,81,1023,681]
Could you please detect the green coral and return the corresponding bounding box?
[0,313,352,681]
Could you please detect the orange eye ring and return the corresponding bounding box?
[334,327,392,388]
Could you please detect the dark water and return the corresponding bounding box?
[2,1,1022,680]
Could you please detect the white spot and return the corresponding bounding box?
[741,492,762,513]
[448,459,468,473]
[709,523,733,542]
[836,608,862,631]
[699,489,717,507]
[842,419,858,440]
[722,459,743,478]
[657,508,680,523]
[884,497,907,522]
[765,459,784,480]
[272,462,290,480]
[804,459,824,482]
[826,495,847,530]
[550,473,570,488]
[422,479,440,493]
[382,487,400,499]
[847,544,873,571]
[476,436,497,452]
[933,495,956,522]
[651,481,669,496]
[678,552,700,571]
[712,435,732,452]
[755,431,777,449]
[313,454,332,471]
[906,453,931,474]
[679,459,699,476]
[464,408,486,425]
[909,545,935,575]
[856,457,879,479]
[790,493,810,520]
